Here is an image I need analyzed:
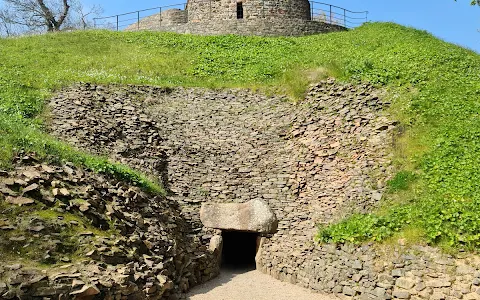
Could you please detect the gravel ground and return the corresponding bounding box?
[186,267,343,300]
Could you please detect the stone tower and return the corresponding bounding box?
[187,0,311,22]
[126,0,347,36]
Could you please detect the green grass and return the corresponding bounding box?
[1,22,480,250]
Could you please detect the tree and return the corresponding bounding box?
[74,2,102,29]
[1,0,70,33]
[457,0,480,5]
[0,9,15,36]
[0,0,102,36]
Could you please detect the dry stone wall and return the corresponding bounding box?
[45,80,390,293]
[258,242,480,300]
[44,81,480,299]
[187,0,311,21]
[126,17,345,36]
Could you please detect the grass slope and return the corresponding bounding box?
[1,22,480,250]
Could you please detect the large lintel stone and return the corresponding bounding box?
[200,199,278,233]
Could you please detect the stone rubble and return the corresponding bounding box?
[0,153,218,299]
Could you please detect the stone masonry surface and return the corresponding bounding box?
[125,16,345,36]
[0,152,218,300]
[186,0,311,21]
[43,80,480,299]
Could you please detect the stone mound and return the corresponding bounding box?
[45,79,442,299]
[2,78,474,300]
[0,152,217,299]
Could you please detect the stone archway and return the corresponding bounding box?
[200,199,277,269]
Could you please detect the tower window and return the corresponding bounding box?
[237,2,244,19]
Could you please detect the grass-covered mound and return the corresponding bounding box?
[1,22,479,251]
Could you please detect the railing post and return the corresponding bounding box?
[137,11,140,30]
[366,11,369,23]
[159,7,162,25]
[329,5,332,23]
[116,15,119,31]
[310,2,313,20]
[343,8,346,27]
[93,18,96,29]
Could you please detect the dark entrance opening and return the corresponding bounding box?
[237,2,244,19]
[221,231,258,270]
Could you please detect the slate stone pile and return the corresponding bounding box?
[0,153,217,299]
[49,83,169,179]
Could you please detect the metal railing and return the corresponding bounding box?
[93,3,187,31]
[93,1,368,31]
[310,2,368,28]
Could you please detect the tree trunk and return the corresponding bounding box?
[37,0,70,31]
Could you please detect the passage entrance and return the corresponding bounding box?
[221,231,258,270]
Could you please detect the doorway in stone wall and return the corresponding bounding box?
[237,2,244,19]
[221,231,258,270]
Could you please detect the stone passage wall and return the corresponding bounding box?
[127,18,345,36]
[258,242,480,300]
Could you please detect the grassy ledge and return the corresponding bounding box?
[0,114,164,194]
[1,22,480,250]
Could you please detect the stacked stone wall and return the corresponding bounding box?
[125,9,188,31]
[127,18,345,36]
[258,242,480,300]
[162,9,188,25]
[187,0,310,21]
[0,153,219,299]
[42,81,480,299]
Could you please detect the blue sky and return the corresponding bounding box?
[87,0,480,52]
